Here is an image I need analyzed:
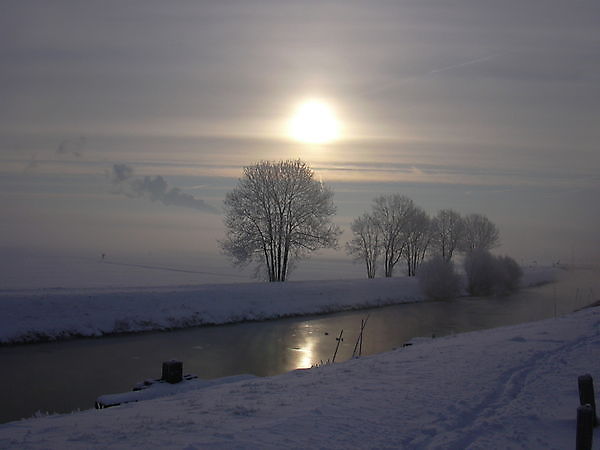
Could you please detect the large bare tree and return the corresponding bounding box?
[221,159,341,282]
[372,194,416,277]
[460,213,500,253]
[346,213,381,278]
[430,209,464,262]
[403,206,432,276]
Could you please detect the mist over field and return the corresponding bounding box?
[1,0,599,283]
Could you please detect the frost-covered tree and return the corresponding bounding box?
[430,209,464,262]
[346,213,381,278]
[460,213,500,253]
[463,249,497,296]
[221,159,341,282]
[463,249,522,296]
[493,255,523,295]
[417,256,462,300]
[371,194,416,277]
[403,206,432,276]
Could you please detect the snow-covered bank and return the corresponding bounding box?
[0,277,421,344]
[0,268,557,344]
[1,305,598,449]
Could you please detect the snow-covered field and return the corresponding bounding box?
[0,249,367,290]
[0,267,556,344]
[1,305,598,449]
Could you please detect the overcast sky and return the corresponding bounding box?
[1,0,599,273]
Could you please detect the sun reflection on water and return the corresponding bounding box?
[290,333,317,369]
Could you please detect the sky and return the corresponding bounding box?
[1,0,599,280]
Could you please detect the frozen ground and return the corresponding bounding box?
[0,266,556,344]
[1,305,598,449]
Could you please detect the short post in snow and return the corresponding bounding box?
[576,404,594,450]
[578,374,598,426]
[162,360,183,384]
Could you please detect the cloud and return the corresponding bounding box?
[110,164,218,213]
[23,154,39,173]
[365,53,502,96]
[111,163,134,183]
[56,137,86,157]
[20,137,86,173]
[426,53,501,76]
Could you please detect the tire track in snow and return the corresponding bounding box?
[425,331,598,449]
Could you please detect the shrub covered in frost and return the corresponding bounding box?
[417,256,462,300]
[464,250,522,296]
[464,250,496,296]
[493,255,523,295]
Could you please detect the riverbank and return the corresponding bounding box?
[0,267,557,344]
[1,304,598,448]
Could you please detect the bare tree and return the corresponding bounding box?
[430,209,464,262]
[460,214,500,253]
[403,206,432,276]
[372,194,416,277]
[460,213,500,253]
[221,159,341,282]
[346,213,381,278]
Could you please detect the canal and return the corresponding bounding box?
[0,267,597,424]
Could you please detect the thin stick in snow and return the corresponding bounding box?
[332,329,344,363]
[352,314,370,358]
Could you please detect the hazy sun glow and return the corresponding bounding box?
[289,100,341,144]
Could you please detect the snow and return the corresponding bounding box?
[0,267,556,344]
[0,305,598,449]
[95,374,256,409]
[0,249,366,290]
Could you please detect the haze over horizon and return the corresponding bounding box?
[2,0,599,284]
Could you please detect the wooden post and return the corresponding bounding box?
[578,374,598,426]
[576,404,594,450]
[162,360,183,384]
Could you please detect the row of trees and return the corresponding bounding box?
[346,194,500,278]
[221,159,500,282]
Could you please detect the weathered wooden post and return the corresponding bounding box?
[162,360,183,384]
[576,404,594,450]
[578,374,598,426]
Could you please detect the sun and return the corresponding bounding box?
[288,100,341,144]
